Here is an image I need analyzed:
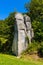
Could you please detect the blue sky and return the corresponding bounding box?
[0,0,30,20]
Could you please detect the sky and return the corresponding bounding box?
[0,0,30,20]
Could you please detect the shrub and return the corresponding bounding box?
[38,42,43,57]
[24,42,41,55]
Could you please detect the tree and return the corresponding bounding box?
[25,0,43,21]
[32,20,43,42]
[0,12,16,53]
[25,0,43,42]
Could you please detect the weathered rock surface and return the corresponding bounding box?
[12,13,34,56]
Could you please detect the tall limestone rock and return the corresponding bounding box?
[24,14,34,43]
[12,13,34,56]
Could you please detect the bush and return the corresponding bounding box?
[24,42,40,55]
[38,42,43,57]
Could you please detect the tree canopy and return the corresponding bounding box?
[0,12,16,53]
[25,0,43,42]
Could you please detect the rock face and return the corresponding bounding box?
[12,13,34,56]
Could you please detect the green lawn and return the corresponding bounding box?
[0,53,43,65]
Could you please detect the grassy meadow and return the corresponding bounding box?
[0,53,43,65]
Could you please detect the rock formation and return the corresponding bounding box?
[12,13,34,56]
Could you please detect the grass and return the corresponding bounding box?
[0,53,43,65]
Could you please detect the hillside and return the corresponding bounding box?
[0,53,43,65]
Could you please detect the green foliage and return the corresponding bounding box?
[0,12,16,53]
[25,0,43,21]
[38,42,43,57]
[32,20,43,42]
[26,42,40,54]
[26,36,29,43]
[25,0,43,42]
[25,0,43,55]
[0,37,8,44]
